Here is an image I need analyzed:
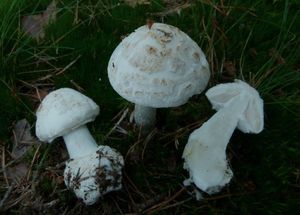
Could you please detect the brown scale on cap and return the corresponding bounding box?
[146,18,154,29]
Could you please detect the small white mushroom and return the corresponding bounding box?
[182,80,264,194]
[35,88,124,205]
[107,23,210,130]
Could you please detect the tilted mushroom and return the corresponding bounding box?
[108,23,210,130]
[182,80,264,194]
[35,88,124,205]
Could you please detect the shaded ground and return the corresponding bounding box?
[0,0,299,214]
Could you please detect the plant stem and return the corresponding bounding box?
[134,104,156,130]
[183,94,249,193]
[63,125,98,159]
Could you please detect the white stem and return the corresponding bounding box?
[63,125,98,159]
[183,94,249,193]
[191,97,247,148]
[134,104,156,129]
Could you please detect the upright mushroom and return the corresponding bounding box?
[108,23,210,130]
[182,80,264,194]
[35,88,124,205]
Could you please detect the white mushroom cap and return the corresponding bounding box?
[64,145,124,205]
[108,23,210,108]
[36,88,99,142]
[206,80,264,133]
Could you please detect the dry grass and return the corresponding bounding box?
[1,0,300,213]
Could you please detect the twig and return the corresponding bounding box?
[111,107,128,122]
[35,87,43,102]
[105,108,129,138]
[114,125,129,135]
[125,140,142,161]
[141,129,157,160]
[135,195,163,213]
[37,74,55,81]
[33,55,81,82]
[70,79,85,92]
[142,187,186,214]
[161,119,207,147]
[45,161,66,170]
[0,157,22,174]
[0,183,14,207]
[148,197,193,214]
[26,144,42,181]
[124,172,146,200]
[160,120,205,141]
[149,2,192,17]
[73,0,79,24]
[43,199,60,208]
[111,197,124,214]
[123,180,138,211]
[1,188,29,210]
[2,146,9,186]
[55,55,81,75]
[205,192,255,201]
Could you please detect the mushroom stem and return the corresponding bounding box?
[183,94,249,193]
[63,125,98,159]
[134,104,156,129]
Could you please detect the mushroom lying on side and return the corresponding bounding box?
[182,80,264,194]
[35,88,124,205]
[108,23,210,131]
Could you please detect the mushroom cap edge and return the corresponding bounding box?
[35,88,100,142]
[205,79,264,133]
[107,23,210,108]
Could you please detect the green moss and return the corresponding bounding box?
[0,0,299,213]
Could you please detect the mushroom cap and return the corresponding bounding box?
[64,145,124,205]
[36,88,99,142]
[205,80,264,133]
[108,23,210,108]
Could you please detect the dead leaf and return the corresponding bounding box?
[223,60,236,77]
[56,175,64,184]
[22,0,57,41]
[11,119,38,159]
[6,163,29,184]
[221,60,236,81]
[43,0,57,24]
[22,14,45,40]
[124,0,151,8]
[34,88,50,101]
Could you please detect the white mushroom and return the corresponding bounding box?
[108,23,210,130]
[35,88,124,205]
[182,80,264,194]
